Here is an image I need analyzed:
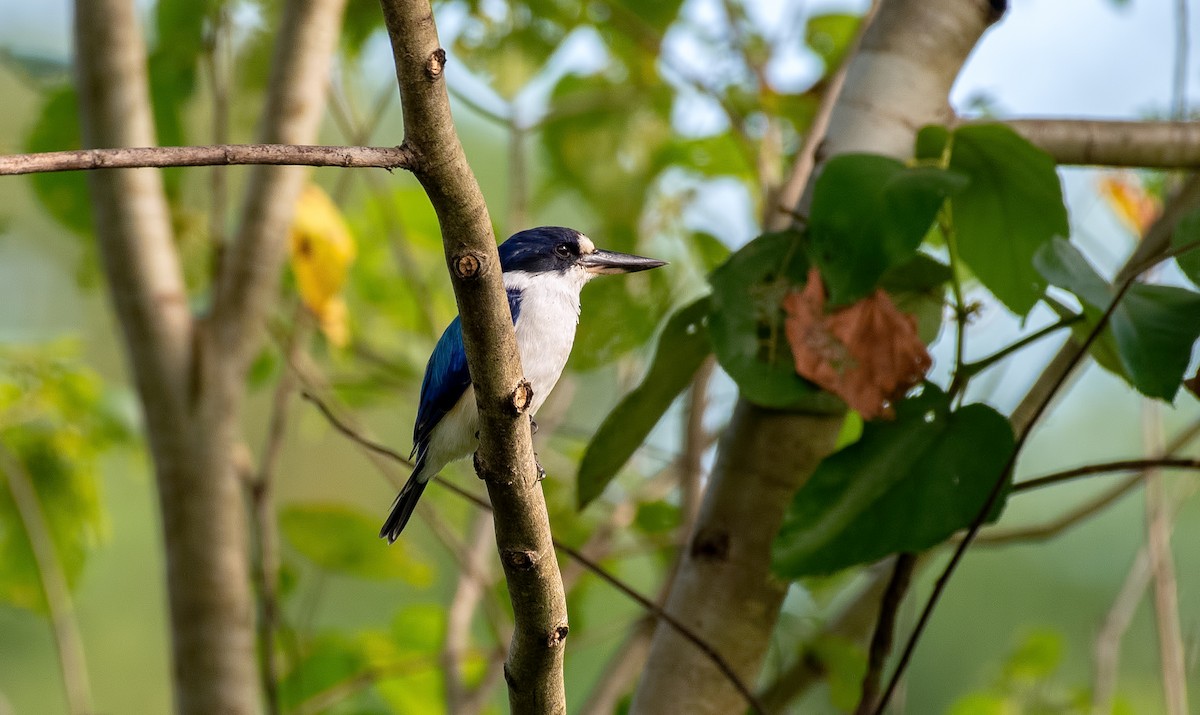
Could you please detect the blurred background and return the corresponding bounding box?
[0,0,1198,713]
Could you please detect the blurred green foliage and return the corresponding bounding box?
[0,343,133,613]
[2,1,1197,714]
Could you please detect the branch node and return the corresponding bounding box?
[426,48,447,80]
[546,623,570,648]
[502,548,541,571]
[453,252,483,279]
[690,527,730,562]
[511,379,534,414]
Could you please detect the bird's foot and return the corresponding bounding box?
[529,416,539,435]
[534,453,546,481]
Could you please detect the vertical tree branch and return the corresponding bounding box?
[0,443,93,715]
[210,0,348,369]
[1092,548,1152,714]
[631,3,1002,713]
[376,1,568,712]
[441,513,497,714]
[1142,406,1190,715]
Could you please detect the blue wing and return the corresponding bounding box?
[412,288,523,454]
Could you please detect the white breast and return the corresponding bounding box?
[505,269,586,414]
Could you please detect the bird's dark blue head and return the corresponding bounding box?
[497,226,667,276]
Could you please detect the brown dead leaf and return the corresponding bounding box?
[783,269,932,420]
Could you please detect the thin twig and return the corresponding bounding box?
[0,143,414,175]
[876,267,1143,714]
[0,442,93,715]
[1092,548,1151,714]
[441,513,495,714]
[978,418,1200,546]
[299,390,767,715]
[250,305,311,715]
[1143,404,1190,715]
[854,554,916,715]
[1012,458,1200,493]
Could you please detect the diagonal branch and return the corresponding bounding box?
[0,144,414,175]
[300,389,765,713]
[375,1,566,712]
[0,442,93,715]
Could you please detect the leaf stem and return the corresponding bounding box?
[956,313,1083,381]
[943,209,970,400]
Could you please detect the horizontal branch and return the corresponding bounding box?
[1013,458,1200,493]
[997,118,1200,168]
[0,144,415,176]
[6,121,1199,177]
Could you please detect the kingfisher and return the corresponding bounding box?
[381,226,666,542]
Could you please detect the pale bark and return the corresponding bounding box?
[630,2,1004,713]
[377,1,568,712]
[74,0,345,713]
[1003,119,1200,168]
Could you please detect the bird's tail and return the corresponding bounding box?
[380,466,429,544]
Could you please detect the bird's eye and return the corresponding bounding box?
[554,243,571,259]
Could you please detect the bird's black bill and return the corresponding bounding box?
[580,249,668,275]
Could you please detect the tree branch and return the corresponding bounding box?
[0,144,414,175]
[375,1,566,711]
[1001,119,1200,168]
[854,553,916,715]
[1012,458,1200,492]
[209,0,348,373]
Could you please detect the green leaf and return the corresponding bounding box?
[391,604,445,653]
[280,503,433,583]
[809,154,964,305]
[24,87,92,235]
[690,231,733,273]
[279,635,370,712]
[708,231,840,410]
[1035,238,1200,401]
[1170,205,1200,287]
[577,298,712,508]
[949,123,1069,316]
[811,636,867,712]
[343,0,385,58]
[0,344,127,613]
[772,384,1014,578]
[633,500,682,534]
[805,13,860,69]
[915,124,950,161]
[878,253,952,344]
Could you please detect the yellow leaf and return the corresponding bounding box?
[1098,173,1160,237]
[289,184,356,343]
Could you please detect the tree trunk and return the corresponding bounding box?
[75,0,346,712]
